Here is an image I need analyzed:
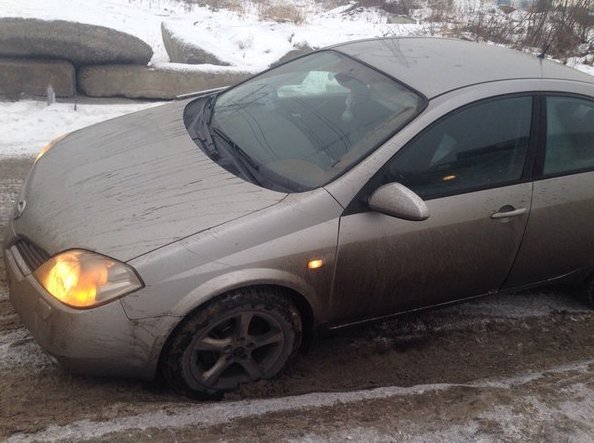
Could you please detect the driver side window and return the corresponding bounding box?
[382,96,533,199]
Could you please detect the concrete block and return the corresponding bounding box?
[387,15,416,24]
[0,18,153,66]
[0,58,76,97]
[270,44,314,68]
[78,63,254,100]
[161,22,229,66]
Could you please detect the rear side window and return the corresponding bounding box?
[544,96,594,176]
[381,96,533,199]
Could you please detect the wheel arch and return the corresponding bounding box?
[153,282,318,381]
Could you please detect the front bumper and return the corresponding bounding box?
[3,228,159,380]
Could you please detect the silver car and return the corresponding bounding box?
[4,37,594,398]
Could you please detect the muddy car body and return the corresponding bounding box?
[4,37,594,397]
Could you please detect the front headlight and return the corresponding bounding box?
[33,250,143,308]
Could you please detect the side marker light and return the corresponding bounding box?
[307,259,324,270]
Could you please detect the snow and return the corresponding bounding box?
[0,0,423,68]
[152,62,255,74]
[569,60,594,77]
[0,99,163,157]
[7,358,594,442]
[162,5,422,70]
[1,0,592,73]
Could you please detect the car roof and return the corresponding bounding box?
[331,37,594,99]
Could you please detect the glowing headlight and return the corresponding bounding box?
[33,250,143,308]
[35,133,68,163]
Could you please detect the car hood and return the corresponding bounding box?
[13,100,286,262]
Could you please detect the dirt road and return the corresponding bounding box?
[1,155,593,442]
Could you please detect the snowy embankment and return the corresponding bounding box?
[568,57,594,77]
[0,0,422,70]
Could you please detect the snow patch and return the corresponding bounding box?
[0,99,163,157]
[572,62,594,77]
[152,62,256,75]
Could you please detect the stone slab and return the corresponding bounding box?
[78,64,254,99]
[270,44,314,68]
[0,58,76,97]
[0,18,153,66]
[161,22,229,66]
[387,14,416,24]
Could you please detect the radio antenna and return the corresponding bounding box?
[538,43,550,59]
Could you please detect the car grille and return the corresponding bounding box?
[14,238,50,271]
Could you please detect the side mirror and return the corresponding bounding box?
[368,183,429,221]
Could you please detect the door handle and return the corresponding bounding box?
[491,207,527,219]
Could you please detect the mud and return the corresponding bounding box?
[89,361,594,442]
[1,156,594,442]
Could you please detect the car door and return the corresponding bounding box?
[329,95,536,324]
[505,94,594,287]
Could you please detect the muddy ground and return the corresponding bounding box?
[1,155,594,442]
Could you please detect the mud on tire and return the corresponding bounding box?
[160,287,302,399]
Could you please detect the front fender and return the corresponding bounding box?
[168,267,323,319]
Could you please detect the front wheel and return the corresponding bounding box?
[161,288,302,399]
[586,275,594,308]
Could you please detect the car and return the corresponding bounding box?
[4,37,594,398]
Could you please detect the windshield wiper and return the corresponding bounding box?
[193,95,219,159]
[211,126,260,172]
[192,95,261,185]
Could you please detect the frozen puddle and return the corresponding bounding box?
[8,359,594,442]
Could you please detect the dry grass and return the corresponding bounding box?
[449,0,594,61]
[168,0,308,24]
[258,3,307,24]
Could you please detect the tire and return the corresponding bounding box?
[161,287,302,399]
[586,276,594,309]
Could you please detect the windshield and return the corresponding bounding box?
[185,50,425,192]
